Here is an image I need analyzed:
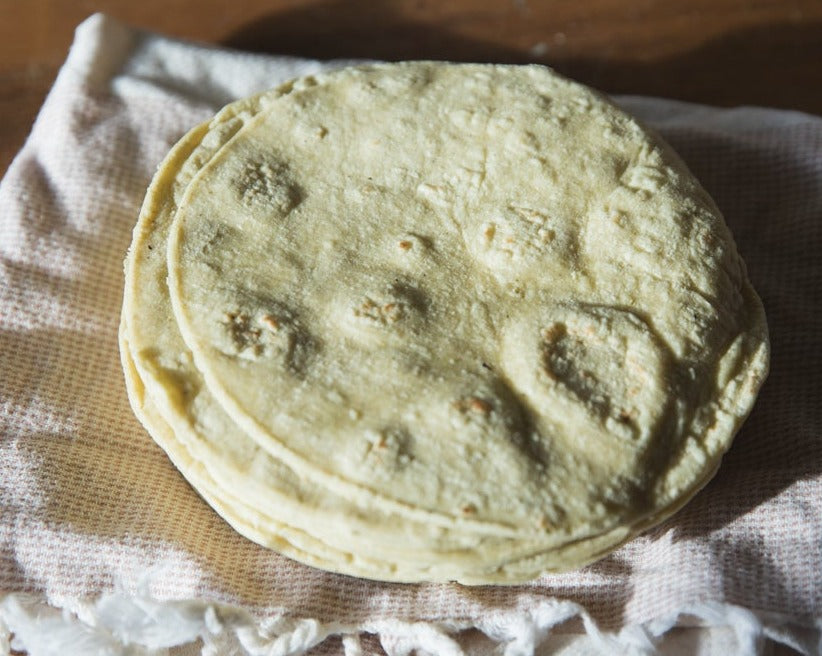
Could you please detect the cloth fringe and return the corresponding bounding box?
[1,591,815,656]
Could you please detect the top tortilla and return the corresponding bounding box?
[163,62,768,555]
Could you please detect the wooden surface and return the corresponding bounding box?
[2,0,822,176]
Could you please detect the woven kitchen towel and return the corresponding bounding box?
[1,13,820,656]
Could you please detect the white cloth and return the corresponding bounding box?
[1,13,820,656]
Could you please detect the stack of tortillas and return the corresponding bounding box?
[120,62,769,584]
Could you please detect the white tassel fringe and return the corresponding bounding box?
[0,591,815,656]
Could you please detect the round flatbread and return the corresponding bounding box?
[124,62,768,583]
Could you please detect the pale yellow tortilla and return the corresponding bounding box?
[124,62,768,583]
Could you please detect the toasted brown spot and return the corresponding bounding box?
[469,398,492,414]
[261,314,280,332]
[221,311,265,356]
[354,297,404,325]
[541,322,566,343]
[617,408,638,424]
[538,228,556,242]
[398,240,413,251]
[453,396,493,416]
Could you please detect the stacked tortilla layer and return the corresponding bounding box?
[120,63,768,584]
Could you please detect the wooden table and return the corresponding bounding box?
[2,0,821,177]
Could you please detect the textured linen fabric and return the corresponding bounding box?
[1,13,820,656]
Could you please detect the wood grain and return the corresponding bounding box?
[2,0,822,176]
